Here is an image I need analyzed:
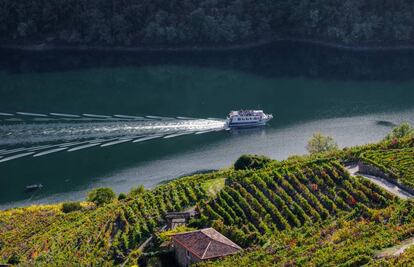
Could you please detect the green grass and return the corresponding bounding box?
[202,177,226,197]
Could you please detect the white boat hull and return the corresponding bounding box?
[226,117,272,128]
[226,110,273,128]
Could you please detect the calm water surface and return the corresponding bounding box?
[1,42,414,208]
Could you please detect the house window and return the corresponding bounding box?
[186,250,190,258]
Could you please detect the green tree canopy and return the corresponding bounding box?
[87,187,116,206]
[306,133,338,154]
[385,123,414,140]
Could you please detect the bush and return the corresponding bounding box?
[87,187,116,206]
[129,185,145,196]
[118,193,127,201]
[61,201,82,213]
[7,253,20,264]
[234,154,272,170]
[306,133,338,154]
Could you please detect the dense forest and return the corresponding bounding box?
[1,0,414,47]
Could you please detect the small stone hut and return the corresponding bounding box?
[165,211,196,229]
[170,228,242,267]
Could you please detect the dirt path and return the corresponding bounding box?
[375,237,414,258]
[346,165,413,200]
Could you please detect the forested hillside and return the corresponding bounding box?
[1,0,414,48]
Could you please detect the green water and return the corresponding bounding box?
[1,42,414,208]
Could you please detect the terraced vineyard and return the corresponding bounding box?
[0,175,213,265]
[0,149,411,266]
[198,200,414,267]
[198,160,393,245]
[362,147,414,189]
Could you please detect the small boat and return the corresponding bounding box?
[25,184,43,191]
[226,110,273,128]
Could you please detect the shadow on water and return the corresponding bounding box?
[2,41,414,81]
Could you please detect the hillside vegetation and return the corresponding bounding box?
[0,173,218,265]
[362,147,414,189]
[1,0,414,47]
[1,136,414,266]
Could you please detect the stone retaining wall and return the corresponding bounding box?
[358,161,414,196]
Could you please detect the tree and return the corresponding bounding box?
[87,187,116,206]
[306,133,338,154]
[385,122,414,140]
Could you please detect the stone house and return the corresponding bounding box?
[170,228,242,267]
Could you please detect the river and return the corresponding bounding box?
[1,41,414,209]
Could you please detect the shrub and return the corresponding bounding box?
[306,133,338,154]
[129,185,145,196]
[7,253,20,264]
[118,193,127,200]
[234,154,272,170]
[87,187,116,206]
[61,201,82,213]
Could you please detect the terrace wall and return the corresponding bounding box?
[358,161,414,196]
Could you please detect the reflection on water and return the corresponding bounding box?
[2,41,414,81]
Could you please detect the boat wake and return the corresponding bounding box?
[0,112,227,163]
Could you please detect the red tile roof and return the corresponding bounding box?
[171,228,242,260]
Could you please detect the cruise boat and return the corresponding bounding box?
[226,110,273,128]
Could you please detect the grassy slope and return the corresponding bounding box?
[1,138,414,266]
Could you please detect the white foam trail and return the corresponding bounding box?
[50,113,81,118]
[0,147,29,155]
[82,114,112,119]
[68,143,101,152]
[88,137,119,144]
[163,132,194,139]
[33,118,57,122]
[114,115,145,120]
[26,145,58,151]
[0,112,13,116]
[33,147,68,157]
[5,118,23,122]
[17,112,48,117]
[145,115,174,120]
[195,129,217,135]
[100,139,132,147]
[207,117,223,120]
[133,135,164,143]
[176,116,196,120]
[58,141,88,147]
[0,152,34,163]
